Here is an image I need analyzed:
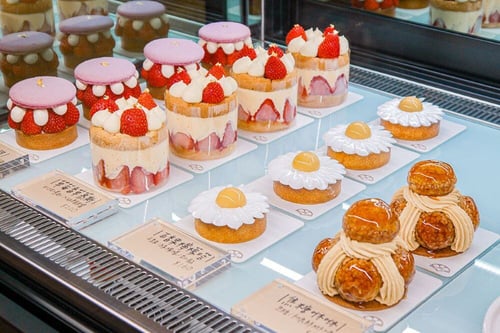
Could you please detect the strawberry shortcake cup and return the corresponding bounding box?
[89,90,169,195]
[74,57,141,120]
[286,24,350,108]
[198,21,256,75]
[141,38,204,100]
[6,76,80,150]
[231,45,298,132]
[165,63,238,160]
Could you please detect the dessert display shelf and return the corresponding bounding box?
[1,77,499,332]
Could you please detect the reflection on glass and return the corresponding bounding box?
[321,0,500,40]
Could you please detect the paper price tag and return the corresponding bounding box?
[0,141,29,178]
[232,279,372,333]
[109,218,231,289]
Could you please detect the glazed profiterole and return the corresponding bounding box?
[312,198,415,310]
[391,160,480,257]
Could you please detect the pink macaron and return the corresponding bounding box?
[9,76,76,109]
[198,21,251,43]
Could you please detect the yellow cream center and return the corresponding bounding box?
[216,187,247,208]
[292,151,320,172]
[398,96,423,112]
[345,122,371,139]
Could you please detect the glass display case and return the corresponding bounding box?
[1,1,499,332]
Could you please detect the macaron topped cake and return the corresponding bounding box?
[115,0,169,53]
[141,38,204,100]
[0,31,59,87]
[75,57,141,120]
[0,0,55,35]
[198,21,256,74]
[58,15,115,69]
[7,76,80,150]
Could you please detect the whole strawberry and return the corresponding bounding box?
[120,108,148,137]
[166,68,191,89]
[286,24,307,44]
[43,112,66,133]
[202,82,225,104]
[264,55,287,80]
[89,96,119,119]
[317,33,340,58]
[20,111,42,135]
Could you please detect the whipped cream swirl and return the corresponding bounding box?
[323,124,395,155]
[377,98,443,127]
[232,46,295,77]
[267,151,345,190]
[188,185,269,230]
[91,95,166,134]
[169,69,237,103]
[287,27,349,57]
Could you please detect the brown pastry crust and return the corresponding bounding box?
[326,147,390,170]
[311,236,339,272]
[238,118,294,132]
[398,0,429,9]
[165,91,237,118]
[380,119,440,141]
[430,0,482,11]
[407,160,457,196]
[146,85,166,101]
[334,257,382,303]
[0,52,59,87]
[390,188,480,258]
[0,0,53,13]
[89,125,168,150]
[273,180,341,204]
[15,125,77,150]
[231,71,298,92]
[116,20,170,53]
[392,246,415,285]
[194,215,267,243]
[291,52,350,71]
[59,32,115,69]
[343,198,399,244]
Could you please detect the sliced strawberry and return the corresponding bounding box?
[153,164,170,186]
[264,56,287,80]
[317,33,340,59]
[285,24,307,45]
[94,159,105,184]
[7,115,20,130]
[332,74,348,95]
[130,167,154,194]
[238,105,251,122]
[206,63,226,79]
[63,103,80,126]
[283,99,296,124]
[196,132,221,152]
[202,82,225,104]
[137,91,157,109]
[120,108,148,137]
[310,76,333,95]
[166,68,191,89]
[43,112,66,133]
[254,99,280,122]
[267,44,284,57]
[170,132,195,150]
[20,111,42,135]
[221,122,237,148]
[105,166,130,194]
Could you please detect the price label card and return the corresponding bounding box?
[11,170,118,229]
[109,218,231,289]
[232,279,373,333]
[0,141,29,178]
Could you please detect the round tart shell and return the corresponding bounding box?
[327,147,390,170]
[15,125,77,150]
[194,216,266,243]
[273,180,341,204]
